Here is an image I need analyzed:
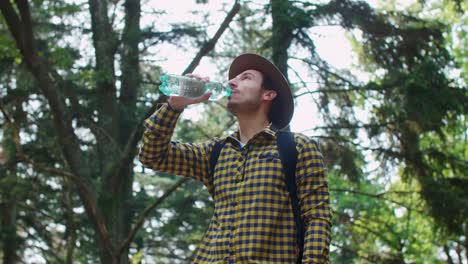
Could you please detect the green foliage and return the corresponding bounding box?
[0,34,20,62]
[322,139,365,183]
[330,171,455,263]
[130,250,144,264]
[175,102,234,142]
[337,0,467,239]
[217,2,272,59]
[49,46,80,69]
[133,172,213,262]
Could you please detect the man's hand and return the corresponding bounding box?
[167,73,212,111]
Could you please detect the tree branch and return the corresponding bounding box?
[331,242,378,262]
[0,1,25,56]
[15,0,35,57]
[331,188,424,213]
[118,177,189,254]
[290,55,365,92]
[294,87,373,97]
[0,104,13,124]
[182,0,241,75]
[15,153,116,256]
[304,121,394,131]
[334,210,403,251]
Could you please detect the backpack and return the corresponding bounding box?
[209,131,305,264]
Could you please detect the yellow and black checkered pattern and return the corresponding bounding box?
[139,104,331,263]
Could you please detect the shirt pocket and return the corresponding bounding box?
[257,151,280,161]
[246,151,288,197]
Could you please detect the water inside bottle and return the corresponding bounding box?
[160,74,231,100]
[161,74,206,97]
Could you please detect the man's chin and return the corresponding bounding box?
[227,100,239,115]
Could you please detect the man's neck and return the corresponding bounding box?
[237,114,270,144]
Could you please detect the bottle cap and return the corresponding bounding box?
[159,74,171,96]
[225,86,232,96]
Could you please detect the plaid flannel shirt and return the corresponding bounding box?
[139,104,331,263]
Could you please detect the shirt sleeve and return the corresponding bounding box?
[138,103,216,192]
[295,135,332,263]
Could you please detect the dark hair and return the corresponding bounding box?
[260,72,281,128]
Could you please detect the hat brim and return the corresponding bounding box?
[228,53,294,130]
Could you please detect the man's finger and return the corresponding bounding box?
[195,92,212,103]
[185,73,209,83]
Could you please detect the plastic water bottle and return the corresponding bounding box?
[159,74,232,101]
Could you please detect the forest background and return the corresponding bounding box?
[0,0,466,263]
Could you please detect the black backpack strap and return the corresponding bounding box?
[210,140,225,177]
[207,140,225,197]
[277,131,304,264]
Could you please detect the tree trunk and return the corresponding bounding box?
[270,0,294,131]
[443,245,454,264]
[271,0,294,79]
[0,201,17,264]
[0,189,18,264]
[93,0,141,262]
[64,181,77,264]
[1,118,21,263]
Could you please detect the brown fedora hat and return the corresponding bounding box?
[228,53,294,130]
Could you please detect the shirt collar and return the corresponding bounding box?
[226,124,277,146]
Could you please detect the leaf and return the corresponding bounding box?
[130,250,144,264]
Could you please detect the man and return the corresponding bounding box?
[139,53,331,263]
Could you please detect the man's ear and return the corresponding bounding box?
[263,90,277,102]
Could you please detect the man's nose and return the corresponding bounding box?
[228,79,237,89]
